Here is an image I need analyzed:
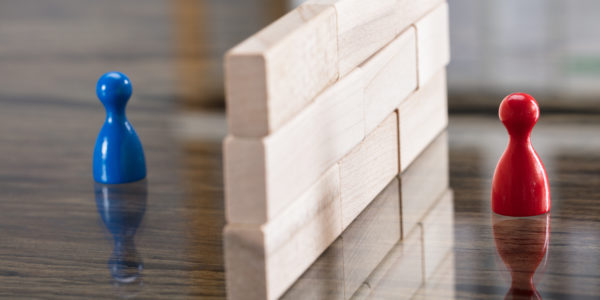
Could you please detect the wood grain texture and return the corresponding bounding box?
[360,27,418,134]
[3,1,600,298]
[2,107,600,298]
[400,131,449,237]
[413,253,455,300]
[339,112,399,229]
[224,70,364,224]
[309,0,443,76]
[421,189,454,280]
[342,178,401,299]
[225,3,339,137]
[357,223,425,300]
[398,69,448,172]
[281,237,345,300]
[415,2,450,87]
[224,165,342,300]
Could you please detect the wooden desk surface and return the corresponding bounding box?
[2,1,599,299]
[1,89,599,299]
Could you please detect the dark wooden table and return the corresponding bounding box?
[1,1,599,298]
[1,89,599,299]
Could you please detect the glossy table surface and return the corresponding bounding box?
[1,89,599,299]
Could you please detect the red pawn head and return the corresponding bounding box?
[492,93,550,216]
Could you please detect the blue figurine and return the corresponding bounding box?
[94,72,146,184]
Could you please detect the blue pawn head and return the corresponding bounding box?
[97,72,132,114]
[94,71,146,184]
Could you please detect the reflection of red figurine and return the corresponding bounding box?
[492,93,551,216]
[493,213,550,300]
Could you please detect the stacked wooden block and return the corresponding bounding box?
[223,0,450,299]
[280,132,453,299]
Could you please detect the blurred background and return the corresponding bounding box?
[2,0,600,112]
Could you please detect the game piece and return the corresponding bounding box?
[93,71,146,184]
[95,180,147,283]
[492,93,551,216]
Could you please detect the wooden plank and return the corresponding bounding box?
[342,178,401,299]
[281,237,345,300]
[225,3,339,137]
[224,70,364,224]
[415,2,450,87]
[357,224,424,299]
[421,189,454,280]
[400,131,449,238]
[339,112,399,229]
[224,165,343,300]
[310,0,443,76]
[398,69,448,172]
[360,27,418,134]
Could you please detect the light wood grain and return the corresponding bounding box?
[357,224,424,299]
[398,69,448,172]
[342,178,401,299]
[224,70,364,224]
[281,237,345,300]
[400,131,449,237]
[360,27,418,134]
[415,2,450,87]
[339,112,399,229]
[224,166,342,300]
[420,189,454,281]
[309,0,443,76]
[413,253,455,300]
[225,3,339,137]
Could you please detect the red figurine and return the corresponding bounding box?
[492,93,550,216]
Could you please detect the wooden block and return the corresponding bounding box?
[358,224,424,299]
[339,112,399,229]
[342,178,401,298]
[360,27,418,134]
[225,3,339,137]
[281,237,345,300]
[421,189,454,280]
[415,2,450,87]
[224,166,343,300]
[398,69,448,172]
[224,71,364,224]
[400,131,449,238]
[310,0,443,75]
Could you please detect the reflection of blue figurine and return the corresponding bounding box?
[95,180,147,283]
[94,72,146,184]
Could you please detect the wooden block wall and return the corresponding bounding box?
[223,1,451,298]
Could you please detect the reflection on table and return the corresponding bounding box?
[95,180,148,287]
[493,213,550,300]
